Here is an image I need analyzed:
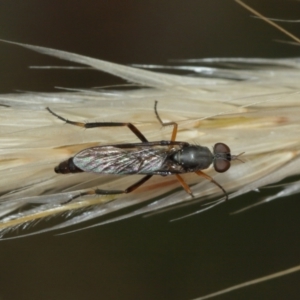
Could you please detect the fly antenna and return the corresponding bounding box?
[231,152,245,163]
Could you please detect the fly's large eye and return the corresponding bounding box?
[213,143,230,154]
[214,159,230,173]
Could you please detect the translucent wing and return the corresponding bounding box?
[73,145,169,175]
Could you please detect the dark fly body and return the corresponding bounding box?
[47,102,243,201]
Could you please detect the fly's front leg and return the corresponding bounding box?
[195,170,228,201]
[154,101,178,142]
[47,107,148,142]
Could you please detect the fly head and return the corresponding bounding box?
[213,142,244,173]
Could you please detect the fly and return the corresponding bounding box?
[47,101,243,202]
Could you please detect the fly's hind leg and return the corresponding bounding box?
[154,101,178,142]
[46,107,148,142]
[64,175,153,203]
[94,174,153,195]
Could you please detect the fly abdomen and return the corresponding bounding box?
[54,157,83,174]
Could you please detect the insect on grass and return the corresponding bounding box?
[47,102,243,202]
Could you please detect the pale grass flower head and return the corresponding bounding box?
[0,38,299,239]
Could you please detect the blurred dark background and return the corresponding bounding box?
[1,1,300,299]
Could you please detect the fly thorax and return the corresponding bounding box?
[171,145,213,170]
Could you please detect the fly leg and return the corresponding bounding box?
[155,101,192,198]
[94,175,153,195]
[195,170,228,201]
[154,101,178,142]
[175,174,194,198]
[64,175,153,203]
[46,107,148,142]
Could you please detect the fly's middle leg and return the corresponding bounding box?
[46,107,148,142]
[154,101,178,142]
[175,174,194,198]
